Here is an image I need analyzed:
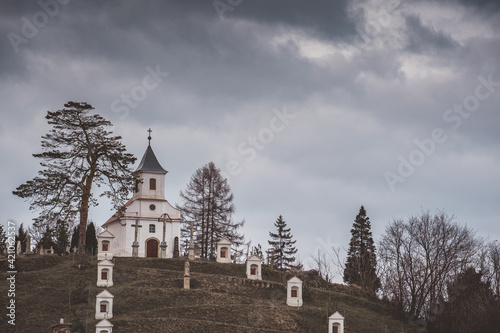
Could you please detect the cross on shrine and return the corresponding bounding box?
[130,220,142,242]
[158,213,172,243]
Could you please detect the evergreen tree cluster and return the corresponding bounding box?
[428,268,500,332]
[32,221,97,255]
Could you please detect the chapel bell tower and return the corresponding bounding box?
[132,129,167,201]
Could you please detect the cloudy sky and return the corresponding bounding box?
[2,0,499,276]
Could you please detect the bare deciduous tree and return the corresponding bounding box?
[378,210,480,320]
[178,161,244,259]
[312,250,334,282]
[480,240,500,297]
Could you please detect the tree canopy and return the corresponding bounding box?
[378,211,480,320]
[13,101,136,254]
[178,161,244,259]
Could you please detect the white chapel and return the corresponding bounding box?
[100,132,182,258]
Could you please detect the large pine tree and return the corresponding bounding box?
[344,205,380,292]
[268,215,298,270]
[178,161,244,259]
[13,102,136,254]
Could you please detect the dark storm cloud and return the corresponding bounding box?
[221,0,357,40]
[445,0,500,11]
[404,14,459,54]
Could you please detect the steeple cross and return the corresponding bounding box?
[147,128,152,145]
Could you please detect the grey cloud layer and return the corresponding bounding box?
[1,0,499,266]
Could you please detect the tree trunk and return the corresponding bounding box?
[78,175,93,255]
[78,193,89,255]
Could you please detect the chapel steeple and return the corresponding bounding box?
[133,129,167,200]
[134,129,167,174]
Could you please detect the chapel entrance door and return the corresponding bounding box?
[146,239,158,257]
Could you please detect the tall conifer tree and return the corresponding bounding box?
[344,205,380,292]
[268,215,298,270]
[16,223,28,252]
[178,161,244,259]
[54,219,71,255]
[70,225,80,253]
[85,222,98,255]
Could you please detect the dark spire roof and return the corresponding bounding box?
[135,145,167,174]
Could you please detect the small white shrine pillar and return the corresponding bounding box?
[95,319,113,333]
[286,276,303,307]
[95,290,114,320]
[188,246,195,260]
[216,238,232,263]
[97,260,114,287]
[328,311,345,333]
[26,235,31,254]
[246,255,262,280]
[97,230,115,260]
[184,261,190,289]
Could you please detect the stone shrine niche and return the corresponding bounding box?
[246,255,262,280]
[51,318,71,333]
[95,319,114,333]
[286,276,303,307]
[95,290,114,320]
[328,311,345,333]
[97,230,115,260]
[216,237,232,263]
[97,260,114,287]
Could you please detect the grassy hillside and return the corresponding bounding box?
[0,255,418,332]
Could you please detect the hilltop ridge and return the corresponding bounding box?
[0,255,416,332]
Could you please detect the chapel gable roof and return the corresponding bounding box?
[97,229,115,239]
[288,276,303,284]
[95,319,114,328]
[103,198,134,226]
[217,237,232,245]
[247,254,262,262]
[97,259,114,266]
[329,311,345,320]
[96,289,114,298]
